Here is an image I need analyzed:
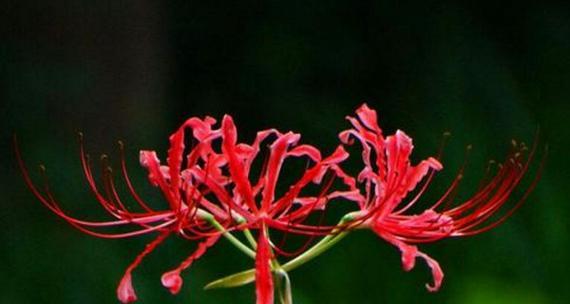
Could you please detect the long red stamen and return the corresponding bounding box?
[118,140,156,213]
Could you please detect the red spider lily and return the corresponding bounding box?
[146,114,359,303]
[197,115,358,304]
[150,114,359,304]
[16,116,230,303]
[339,103,543,292]
[16,114,358,304]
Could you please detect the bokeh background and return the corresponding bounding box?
[1,1,568,303]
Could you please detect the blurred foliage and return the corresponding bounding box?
[1,1,568,303]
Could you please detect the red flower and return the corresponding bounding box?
[17,114,358,303]
[205,115,359,303]
[340,104,542,291]
[17,116,229,303]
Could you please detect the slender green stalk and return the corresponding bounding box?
[243,228,258,249]
[234,216,258,249]
[281,212,356,272]
[207,217,256,259]
[275,268,293,304]
[204,212,361,289]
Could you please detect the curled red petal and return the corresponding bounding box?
[139,151,163,186]
[181,116,218,141]
[161,235,221,294]
[261,132,301,210]
[355,103,381,132]
[221,115,257,211]
[372,227,445,292]
[399,243,418,271]
[417,252,444,292]
[167,128,185,201]
[287,144,322,161]
[117,273,137,303]
[161,270,183,295]
[385,131,413,179]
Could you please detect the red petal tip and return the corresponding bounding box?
[117,273,137,303]
[401,245,418,271]
[161,270,183,295]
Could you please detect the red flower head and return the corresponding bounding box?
[197,115,358,304]
[340,103,543,292]
[17,114,357,304]
[16,116,229,302]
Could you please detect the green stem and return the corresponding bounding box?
[243,228,258,249]
[234,216,258,250]
[281,212,356,272]
[207,217,256,259]
[275,268,293,304]
[203,212,361,290]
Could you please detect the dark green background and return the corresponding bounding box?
[1,1,568,303]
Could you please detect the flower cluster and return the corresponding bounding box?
[17,104,542,303]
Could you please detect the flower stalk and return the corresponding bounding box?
[204,211,360,289]
[206,215,256,259]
